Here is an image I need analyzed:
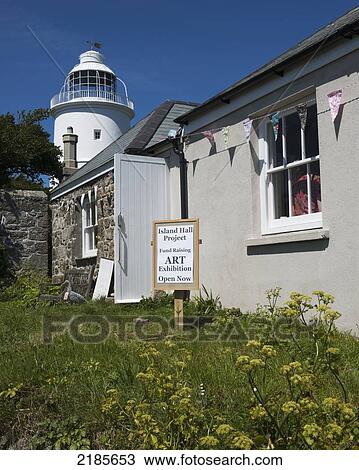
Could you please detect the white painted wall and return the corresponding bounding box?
[166,47,359,331]
[53,102,133,166]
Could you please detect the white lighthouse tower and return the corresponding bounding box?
[50,49,134,168]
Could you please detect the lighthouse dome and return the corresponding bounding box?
[69,50,115,74]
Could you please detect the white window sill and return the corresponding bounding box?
[245,229,329,247]
[262,213,322,235]
[80,251,98,259]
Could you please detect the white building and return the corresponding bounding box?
[50,50,134,168]
[50,7,359,330]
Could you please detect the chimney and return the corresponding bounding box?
[62,127,78,179]
[62,127,78,168]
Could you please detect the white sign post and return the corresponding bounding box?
[152,219,199,329]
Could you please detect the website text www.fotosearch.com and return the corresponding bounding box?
[142,453,283,467]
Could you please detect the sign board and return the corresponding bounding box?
[64,266,95,298]
[93,258,114,300]
[152,218,199,291]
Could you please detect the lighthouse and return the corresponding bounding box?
[50,49,134,168]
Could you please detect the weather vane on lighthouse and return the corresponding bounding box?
[86,40,102,50]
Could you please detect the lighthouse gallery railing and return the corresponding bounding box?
[50,90,134,109]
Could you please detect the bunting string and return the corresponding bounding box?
[182,97,317,140]
[181,80,359,156]
[184,91,359,166]
[185,76,359,142]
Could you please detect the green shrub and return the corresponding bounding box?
[0,269,59,306]
[138,292,174,310]
[31,417,90,450]
[212,307,243,328]
[193,285,222,316]
[0,240,13,289]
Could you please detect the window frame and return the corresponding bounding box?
[259,105,322,235]
[81,188,98,258]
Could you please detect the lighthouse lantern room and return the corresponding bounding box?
[50,50,134,168]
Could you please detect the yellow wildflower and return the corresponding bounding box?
[215,424,234,435]
[261,345,277,358]
[246,340,262,349]
[199,436,220,448]
[282,401,301,414]
[323,310,341,322]
[250,405,267,420]
[231,432,253,449]
[325,423,342,440]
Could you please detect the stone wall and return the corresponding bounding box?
[51,171,114,282]
[0,189,49,273]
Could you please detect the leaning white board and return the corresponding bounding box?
[92,258,114,300]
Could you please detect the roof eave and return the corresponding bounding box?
[175,19,359,124]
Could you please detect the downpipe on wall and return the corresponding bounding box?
[168,126,188,219]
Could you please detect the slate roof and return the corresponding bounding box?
[50,100,197,199]
[175,6,359,124]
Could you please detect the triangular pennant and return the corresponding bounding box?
[243,118,253,139]
[229,147,236,166]
[296,104,307,130]
[327,89,343,122]
[270,112,280,141]
[222,126,230,150]
[192,158,199,175]
[202,130,216,146]
[183,136,191,152]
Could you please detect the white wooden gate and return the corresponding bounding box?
[114,153,169,302]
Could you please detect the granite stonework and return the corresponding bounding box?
[51,171,114,282]
[0,189,49,273]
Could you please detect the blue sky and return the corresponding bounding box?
[1,0,358,137]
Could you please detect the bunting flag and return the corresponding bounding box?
[296,104,307,130]
[202,130,216,146]
[243,118,253,139]
[192,158,199,175]
[271,112,280,141]
[183,136,191,152]
[222,126,230,149]
[327,89,343,122]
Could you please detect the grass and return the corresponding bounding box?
[0,292,358,449]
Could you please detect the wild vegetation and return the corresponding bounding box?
[0,273,358,449]
[0,241,13,289]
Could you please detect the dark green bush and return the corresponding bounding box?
[0,269,59,306]
[31,417,90,450]
[138,292,174,310]
[192,285,222,316]
[0,240,13,289]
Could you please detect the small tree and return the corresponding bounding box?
[0,108,63,188]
